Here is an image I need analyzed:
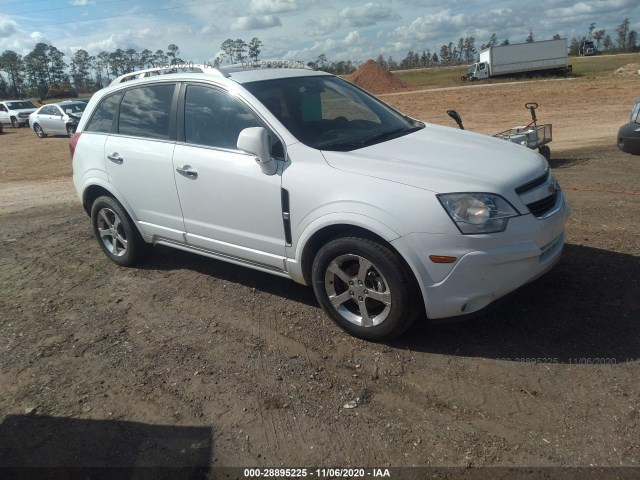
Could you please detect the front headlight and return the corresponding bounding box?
[437,193,520,234]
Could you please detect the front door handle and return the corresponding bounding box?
[176,165,198,179]
[107,152,123,164]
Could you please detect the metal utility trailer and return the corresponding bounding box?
[493,103,552,160]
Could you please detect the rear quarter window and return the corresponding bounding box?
[84,93,123,133]
[118,84,175,139]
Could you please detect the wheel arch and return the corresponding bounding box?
[81,183,136,221]
[299,224,421,305]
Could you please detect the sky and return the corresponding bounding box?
[0,0,638,64]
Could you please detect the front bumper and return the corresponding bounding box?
[392,193,570,319]
[618,124,640,155]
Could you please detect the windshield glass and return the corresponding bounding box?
[7,101,36,109]
[631,102,640,124]
[467,65,476,75]
[243,75,423,151]
[60,103,86,114]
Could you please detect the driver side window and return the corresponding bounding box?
[185,85,283,157]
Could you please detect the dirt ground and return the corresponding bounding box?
[0,72,639,476]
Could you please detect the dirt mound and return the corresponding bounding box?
[614,63,640,75]
[345,59,408,94]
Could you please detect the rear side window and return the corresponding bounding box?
[85,93,123,133]
[118,84,175,139]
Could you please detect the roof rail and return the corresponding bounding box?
[109,63,224,86]
[219,60,311,73]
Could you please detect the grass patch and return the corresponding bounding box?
[393,52,640,89]
[570,52,640,76]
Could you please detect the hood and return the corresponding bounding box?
[13,108,36,115]
[321,123,548,196]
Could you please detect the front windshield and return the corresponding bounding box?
[467,65,476,75]
[7,101,36,109]
[631,102,640,124]
[244,75,423,151]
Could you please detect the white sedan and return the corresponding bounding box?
[29,101,87,138]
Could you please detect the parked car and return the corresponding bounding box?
[71,64,569,341]
[29,101,87,138]
[0,99,37,127]
[617,97,640,155]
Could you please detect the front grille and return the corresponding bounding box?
[516,170,549,194]
[526,190,558,217]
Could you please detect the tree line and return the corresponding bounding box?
[0,43,185,99]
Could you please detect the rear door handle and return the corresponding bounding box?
[107,152,123,164]
[176,165,198,179]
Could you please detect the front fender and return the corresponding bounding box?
[285,211,400,285]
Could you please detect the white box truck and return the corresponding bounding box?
[465,38,571,81]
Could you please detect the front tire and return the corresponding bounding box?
[33,123,46,138]
[90,196,150,266]
[66,124,76,136]
[312,236,420,341]
[11,117,19,128]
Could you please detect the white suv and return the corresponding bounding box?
[71,64,569,341]
[0,99,37,127]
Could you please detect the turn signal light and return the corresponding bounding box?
[429,255,457,264]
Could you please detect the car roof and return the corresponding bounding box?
[108,63,331,87]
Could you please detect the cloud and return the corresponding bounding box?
[338,3,401,27]
[310,2,401,36]
[0,15,49,53]
[386,7,530,52]
[231,14,282,30]
[0,16,20,39]
[200,23,221,36]
[249,0,317,14]
[283,30,367,61]
[543,0,639,21]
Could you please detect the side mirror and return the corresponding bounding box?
[237,127,277,176]
[447,110,464,130]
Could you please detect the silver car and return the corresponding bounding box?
[29,101,87,138]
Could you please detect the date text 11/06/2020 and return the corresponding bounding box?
[243,468,391,478]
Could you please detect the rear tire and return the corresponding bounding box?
[90,196,151,266]
[312,236,420,341]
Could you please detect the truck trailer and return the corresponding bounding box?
[464,38,571,81]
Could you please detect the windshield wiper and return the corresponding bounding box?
[356,126,423,148]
